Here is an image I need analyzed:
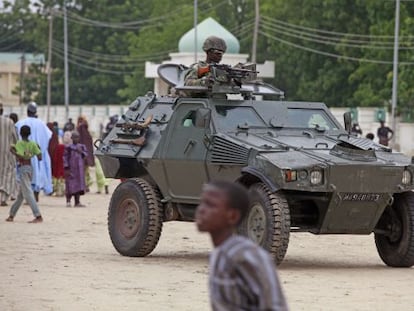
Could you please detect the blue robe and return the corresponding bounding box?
[16,117,53,194]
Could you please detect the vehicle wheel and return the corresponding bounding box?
[108,178,163,257]
[239,183,291,265]
[375,192,414,267]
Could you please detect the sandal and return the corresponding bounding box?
[28,216,43,223]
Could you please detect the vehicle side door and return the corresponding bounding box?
[160,100,211,202]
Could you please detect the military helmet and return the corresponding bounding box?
[202,36,227,52]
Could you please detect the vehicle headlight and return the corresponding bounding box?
[402,170,412,185]
[310,170,323,185]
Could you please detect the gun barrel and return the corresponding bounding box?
[115,123,146,130]
[212,64,258,74]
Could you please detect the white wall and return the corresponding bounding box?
[4,104,414,156]
[3,104,126,138]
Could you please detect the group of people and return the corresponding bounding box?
[0,102,111,223]
[1,102,287,309]
[0,102,51,223]
[351,120,394,146]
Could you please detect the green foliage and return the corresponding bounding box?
[260,0,414,110]
[1,0,414,112]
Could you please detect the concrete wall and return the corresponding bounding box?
[0,71,20,106]
[330,107,386,139]
[0,54,45,107]
[3,104,414,156]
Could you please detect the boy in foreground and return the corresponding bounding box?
[196,181,288,310]
[6,125,43,223]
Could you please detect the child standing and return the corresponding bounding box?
[6,125,43,223]
[195,181,288,310]
[63,131,87,207]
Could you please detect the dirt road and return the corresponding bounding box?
[1,184,413,311]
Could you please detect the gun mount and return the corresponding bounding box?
[157,63,284,98]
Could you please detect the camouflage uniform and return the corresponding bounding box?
[182,61,212,97]
[184,61,211,87]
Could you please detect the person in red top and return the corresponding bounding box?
[47,122,65,196]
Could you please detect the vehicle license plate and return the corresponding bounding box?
[342,193,381,202]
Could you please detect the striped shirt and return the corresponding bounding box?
[209,235,288,311]
[0,115,18,197]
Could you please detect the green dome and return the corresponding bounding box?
[178,17,240,54]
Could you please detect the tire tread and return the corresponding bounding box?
[375,192,414,267]
[246,183,291,265]
[108,178,163,257]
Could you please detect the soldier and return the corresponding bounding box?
[184,36,227,88]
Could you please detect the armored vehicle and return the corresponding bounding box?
[96,63,414,267]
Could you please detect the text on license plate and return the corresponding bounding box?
[342,193,381,202]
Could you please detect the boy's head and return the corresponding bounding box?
[196,181,249,233]
[71,131,80,144]
[9,113,18,124]
[366,133,374,140]
[63,131,72,144]
[20,125,31,138]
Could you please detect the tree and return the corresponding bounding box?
[2,0,414,111]
[12,62,46,104]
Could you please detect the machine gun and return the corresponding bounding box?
[197,63,258,85]
[114,115,153,132]
[157,62,284,97]
[212,63,258,81]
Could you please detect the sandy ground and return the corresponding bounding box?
[1,180,413,311]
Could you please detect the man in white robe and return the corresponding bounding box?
[16,102,53,201]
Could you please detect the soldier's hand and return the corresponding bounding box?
[201,76,214,87]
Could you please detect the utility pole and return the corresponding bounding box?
[251,0,260,63]
[194,0,198,63]
[19,53,25,105]
[391,0,400,139]
[46,9,53,122]
[64,2,69,121]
